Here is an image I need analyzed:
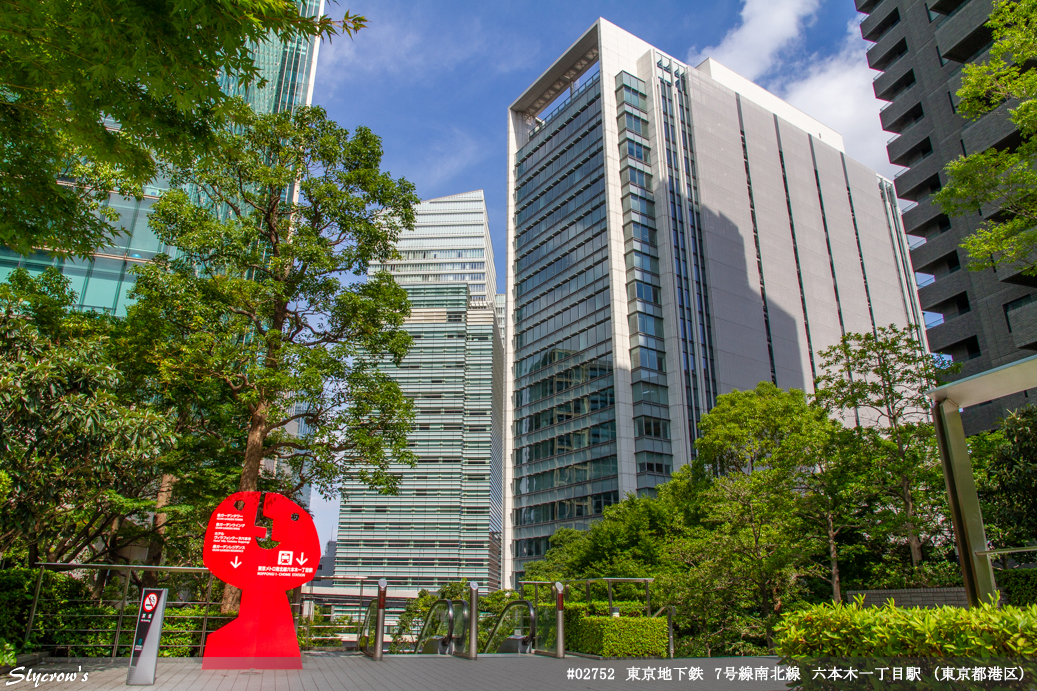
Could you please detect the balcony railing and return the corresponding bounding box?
[528,71,601,138]
[887,115,923,144]
[880,82,915,112]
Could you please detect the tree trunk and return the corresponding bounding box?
[221,583,242,614]
[827,514,841,603]
[142,474,176,588]
[239,403,269,493]
[902,475,923,567]
[223,404,270,613]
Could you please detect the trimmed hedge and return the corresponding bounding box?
[998,569,1037,607]
[564,601,647,618]
[568,617,668,658]
[531,601,665,657]
[775,600,1037,657]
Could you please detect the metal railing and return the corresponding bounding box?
[412,599,456,655]
[481,600,536,654]
[518,578,674,658]
[519,577,657,615]
[528,72,601,138]
[22,563,358,658]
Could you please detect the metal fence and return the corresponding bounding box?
[23,563,352,658]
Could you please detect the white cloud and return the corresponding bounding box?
[314,11,534,97]
[689,0,822,81]
[773,21,902,180]
[690,4,903,182]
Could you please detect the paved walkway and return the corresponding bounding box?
[8,653,791,691]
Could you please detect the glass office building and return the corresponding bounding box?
[334,191,504,597]
[504,19,923,583]
[0,0,326,312]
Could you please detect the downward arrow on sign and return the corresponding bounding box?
[296,555,308,566]
[230,557,241,568]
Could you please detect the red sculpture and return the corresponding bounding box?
[202,491,319,669]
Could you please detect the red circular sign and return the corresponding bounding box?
[143,593,158,612]
[201,492,320,670]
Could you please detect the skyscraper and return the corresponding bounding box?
[504,19,922,583]
[0,0,327,311]
[334,191,503,597]
[856,0,1036,432]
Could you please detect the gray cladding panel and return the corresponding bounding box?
[775,121,844,368]
[813,140,874,335]
[741,99,809,391]
[687,72,773,393]
[844,156,912,330]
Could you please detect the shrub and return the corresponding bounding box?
[568,617,668,658]
[998,569,1037,607]
[775,600,1037,657]
[0,567,95,654]
[0,640,14,667]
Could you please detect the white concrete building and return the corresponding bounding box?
[504,19,921,583]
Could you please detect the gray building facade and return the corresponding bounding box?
[857,0,1037,432]
[504,19,922,583]
[334,191,504,598]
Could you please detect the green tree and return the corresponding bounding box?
[697,381,822,475]
[129,105,418,609]
[0,0,364,257]
[934,0,1037,275]
[780,421,873,604]
[0,269,174,566]
[984,406,1037,547]
[661,468,816,653]
[522,529,589,585]
[814,325,954,568]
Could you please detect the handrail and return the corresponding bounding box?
[412,599,455,654]
[518,577,654,584]
[482,599,536,654]
[449,599,470,657]
[358,599,379,658]
[34,562,209,573]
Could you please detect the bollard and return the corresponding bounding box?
[554,581,565,659]
[373,578,387,661]
[468,582,479,660]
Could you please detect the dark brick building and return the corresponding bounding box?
[858,0,1037,432]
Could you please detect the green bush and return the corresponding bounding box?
[998,569,1037,607]
[0,639,15,667]
[564,601,647,618]
[775,600,1037,657]
[0,567,95,654]
[567,616,668,658]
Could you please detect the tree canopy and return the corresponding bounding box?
[130,104,419,501]
[0,0,364,257]
[934,0,1037,275]
[0,269,174,566]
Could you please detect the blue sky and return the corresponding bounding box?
[307,0,898,544]
[312,0,900,297]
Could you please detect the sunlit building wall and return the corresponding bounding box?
[334,191,504,596]
[504,19,921,584]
